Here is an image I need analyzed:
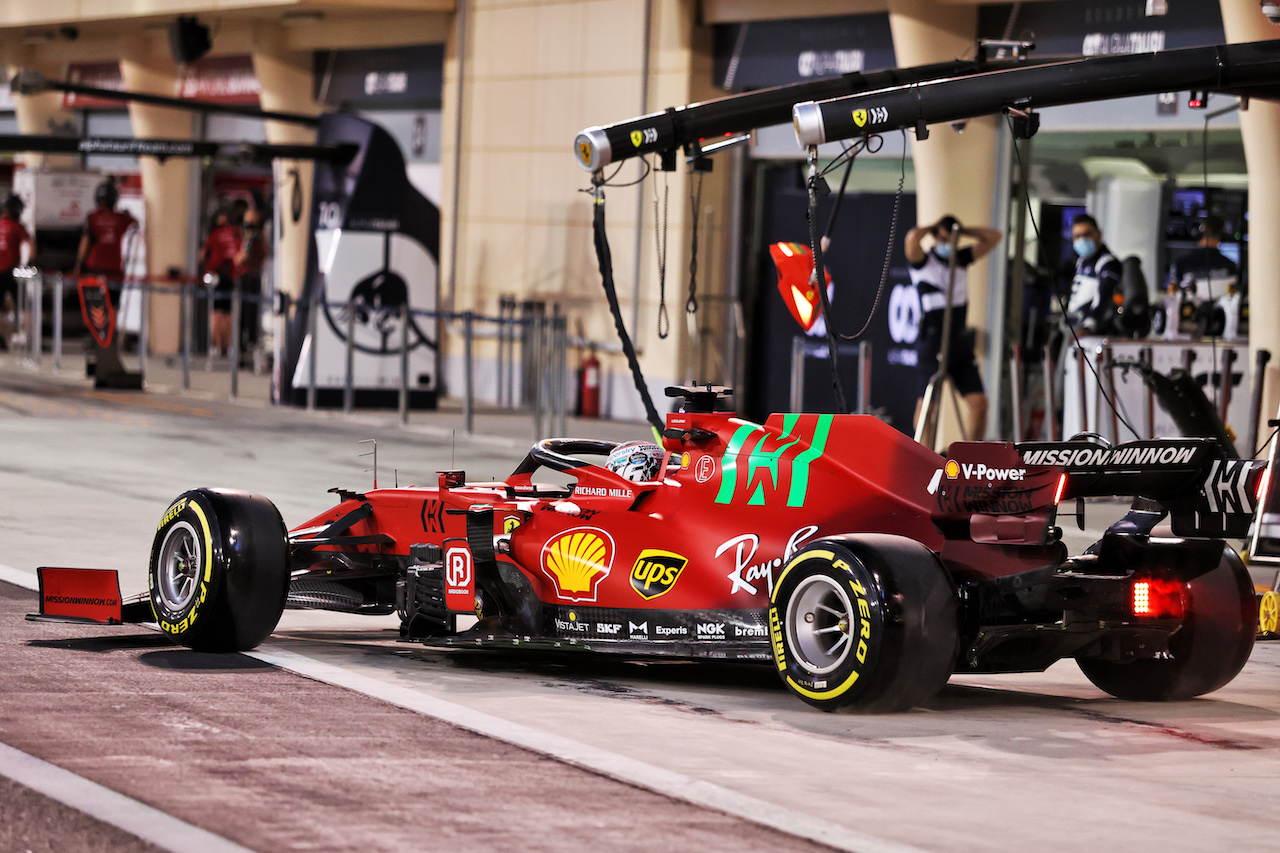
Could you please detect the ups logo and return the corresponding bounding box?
[630,550,688,600]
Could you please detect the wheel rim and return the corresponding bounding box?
[786,574,857,676]
[1261,591,1280,635]
[158,520,202,612]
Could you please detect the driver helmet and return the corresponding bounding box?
[1,194,22,219]
[605,441,665,483]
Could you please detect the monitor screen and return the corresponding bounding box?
[1170,188,1207,218]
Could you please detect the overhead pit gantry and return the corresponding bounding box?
[574,38,1280,428]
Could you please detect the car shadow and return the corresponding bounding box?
[136,650,277,671]
[26,633,177,653]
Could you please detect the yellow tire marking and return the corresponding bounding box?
[773,545,875,702]
[770,549,835,604]
[189,501,214,583]
[786,670,860,701]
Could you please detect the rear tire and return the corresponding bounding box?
[769,535,958,713]
[1078,549,1255,701]
[149,489,290,652]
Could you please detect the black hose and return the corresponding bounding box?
[593,191,664,431]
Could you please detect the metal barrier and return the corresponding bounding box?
[788,337,873,415]
[9,271,577,438]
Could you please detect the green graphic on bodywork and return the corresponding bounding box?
[747,416,803,505]
[714,414,833,507]
[715,423,763,504]
[786,414,832,506]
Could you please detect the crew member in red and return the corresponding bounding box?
[74,181,138,294]
[199,206,242,355]
[233,207,266,355]
[0,194,33,345]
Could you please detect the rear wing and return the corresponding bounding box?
[1017,438,1264,539]
[931,438,1264,545]
[1250,425,1280,564]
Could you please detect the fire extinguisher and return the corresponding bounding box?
[578,346,601,419]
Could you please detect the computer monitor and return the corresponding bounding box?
[1170,188,1206,218]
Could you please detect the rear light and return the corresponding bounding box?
[1257,466,1271,503]
[1053,473,1068,505]
[1133,581,1151,615]
[1132,579,1184,618]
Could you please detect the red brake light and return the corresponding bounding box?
[1132,579,1184,618]
[1053,473,1068,505]
[1133,581,1152,615]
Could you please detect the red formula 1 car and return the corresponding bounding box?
[33,386,1265,712]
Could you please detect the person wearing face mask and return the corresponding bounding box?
[904,215,1002,441]
[1066,213,1123,334]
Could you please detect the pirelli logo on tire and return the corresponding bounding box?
[769,605,785,671]
[630,550,688,600]
[157,497,188,531]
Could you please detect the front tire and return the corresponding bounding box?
[770,535,958,713]
[149,489,290,652]
[1078,549,1255,701]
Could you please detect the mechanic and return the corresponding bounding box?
[904,214,1001,441]
[1065,213,1123,335]
[605,441,667,482]
[0,194,32,343]
[74,181,138,300]
[1167,215,1239,298]
[199,207,242,356]
[233,207,266,357]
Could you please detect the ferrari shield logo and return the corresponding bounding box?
[578,141,592,164]
[852,109,868,128]
[630,130,644,148]
[77,277,116,349]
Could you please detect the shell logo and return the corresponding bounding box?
[944,459,960,479]
[540,527,615,602]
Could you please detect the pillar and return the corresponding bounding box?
[1221,0,1280,437]
[888,0,999,446]
[119,37,193,355]
[5,47,76,170]
[251,27,322,307]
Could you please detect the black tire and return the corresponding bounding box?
[1078,549,1255,701]
[769,534,958,713]
[149,488,290,652]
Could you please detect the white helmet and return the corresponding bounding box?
[605,441,665,483]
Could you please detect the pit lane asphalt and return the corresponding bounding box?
[0,582,831,853]
[5,354,1280,852]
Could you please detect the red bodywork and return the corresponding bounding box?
[292,409,1058,621]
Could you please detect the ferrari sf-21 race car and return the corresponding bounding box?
[33,386,1265,712]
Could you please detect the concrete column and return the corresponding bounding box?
[888,0,999,446]
[119,38,193,355]
[251,27,321,306]
[4,47,76,170]
[439,3,465,315]
[1221,0,1280,438]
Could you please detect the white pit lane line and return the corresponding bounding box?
[4,561,253,853]
[249,643,930,853]
[0,563,38,591]
[0,742,256,853]
[3,563,925,853]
